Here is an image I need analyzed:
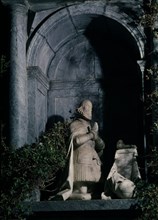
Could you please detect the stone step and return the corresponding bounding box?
[24,199,141,220]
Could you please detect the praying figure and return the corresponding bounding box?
[56,100,105,200]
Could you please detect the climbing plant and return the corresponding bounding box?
[136,147,158,219]
[0,121,70,220]
[136,1,158,219]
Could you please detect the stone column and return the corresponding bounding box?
[9,4,28,149]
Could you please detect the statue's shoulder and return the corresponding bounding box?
[70,119,82,129]
[70,119,88,134]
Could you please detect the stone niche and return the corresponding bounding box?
[2,0,146,150]
[2,0,146,219]
[26,0,145,150]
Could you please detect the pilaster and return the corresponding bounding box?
[27,66,49,144]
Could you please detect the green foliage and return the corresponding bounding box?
[136,147,158,220]
[141,1,158,29]
[145,66,158,134]
[0,121,70,219]
[140,4,158,217]
[147,147,158,182]
[136,181,158,220]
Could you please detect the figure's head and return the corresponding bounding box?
[116,140,125,149]
[76,100,92,120]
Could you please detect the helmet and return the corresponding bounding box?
[76,100,92,120]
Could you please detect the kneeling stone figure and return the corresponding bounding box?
[102,140,141,199]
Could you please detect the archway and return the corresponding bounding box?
[27,2,145,177]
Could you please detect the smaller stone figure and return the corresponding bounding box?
[55,100,105,200]
[102,140,141,200]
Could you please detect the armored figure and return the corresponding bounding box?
[56,100,105,200]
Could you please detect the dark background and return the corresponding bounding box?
[0,2,10,144]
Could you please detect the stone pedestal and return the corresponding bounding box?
[24,200,140,220]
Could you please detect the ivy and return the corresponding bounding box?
[136,147,158,220]
[141,1,158,28]
[0,121,70,220]
[136,182,158,219]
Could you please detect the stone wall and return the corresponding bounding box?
[27,67,49,144]
[1,0,147,154]
[1,0,150,219]
[26,0,145,147]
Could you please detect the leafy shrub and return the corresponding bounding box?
[0,121,70,219]
[136,147,158,220]
[136,181,158,220]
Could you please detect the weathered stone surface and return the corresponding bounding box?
[27,67,49,144]
[9,4,28,148]
[24,200,140,219]
[2,0,146,155]
[28,199,137,212]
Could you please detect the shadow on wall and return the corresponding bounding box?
[46,115,65,131]
[84,16,145,177]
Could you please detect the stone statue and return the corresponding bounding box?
[102,140,141,199]
[56,100,105,200]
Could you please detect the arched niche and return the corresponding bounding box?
[27,2,146,175]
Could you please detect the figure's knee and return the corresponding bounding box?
[102,172,136,199]
[113,179,136,199]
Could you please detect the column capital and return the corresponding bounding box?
[1,0,27,5]
[2,0,29,12]
[10,2,28,14]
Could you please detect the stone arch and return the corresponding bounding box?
[27,1,146,172]
[27,2,145,75]
[104,6,145,59]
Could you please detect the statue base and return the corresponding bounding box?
[69,192,91,200]
[23,199,140,219]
